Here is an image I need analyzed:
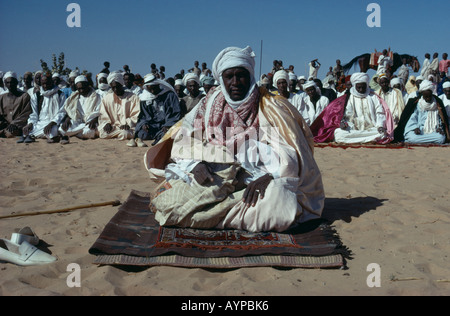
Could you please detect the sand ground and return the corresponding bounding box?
[0,137,449,296]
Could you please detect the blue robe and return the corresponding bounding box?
[135,90,181,141]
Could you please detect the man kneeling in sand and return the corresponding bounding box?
[145,46,325,233]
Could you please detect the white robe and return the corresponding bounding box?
[334,92,386,143]
[28,87,66,138]
[291,93,329,126]
[420,58,431,78]
[376,88,405,124]
[58,89,102,139]
[440,94,450,122]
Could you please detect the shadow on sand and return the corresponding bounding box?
[322,196,387,224]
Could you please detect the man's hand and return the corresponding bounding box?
[23,123,33,135]
[44,122,57,135]
[120,124,130,130]
[242,174,273,209]
[414,128,421,135]
[6,124,19,134]
[103,123,113,134]
[88,117,99,130]
[192,163,214,185]
[340,120,349,130]
[61,117,72,132]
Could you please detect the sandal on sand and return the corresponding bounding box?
[0,239,57,266]
[11,227,40,246]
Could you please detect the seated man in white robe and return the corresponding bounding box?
[292,81,329,126]
[334,72,389,144]
[404,80,450,144]
[58,75,101,144]
[98,71,140,141]
[21,74,66,143]
[376,74,405,127]
[145,46,325,233]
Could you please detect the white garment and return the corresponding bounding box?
[377,55,393,75]
[440,94,450,123]
[420,58,431,77]
[376,88,405,123]
[96,87,111,99]
[397,64,409,84]
[334,93,386,143]
[126,85,143,96]
[28,86,66,138]
[308,62,320,79]
[291,93,329,126]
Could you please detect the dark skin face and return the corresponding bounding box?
[34,73,42,87]
[24,74,33,88]
[4,77,19,94]
[123,74,134,89]
[41,76,54,91]
[422,89,433,103]
[76,82,90,97]
[221,67,251,101]
[355,82,367,95]
[186,80,200,98]
[276,79,289,97]
[305,86,318,100]
[174,85,185,97]
[110,81,125,96]
[379,77,390,93]
[444,88,450,99]
[146,84,162,96]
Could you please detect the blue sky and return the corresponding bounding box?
[0,0,448,80]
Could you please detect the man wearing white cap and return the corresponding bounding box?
[296,75,306,93]
[180,73,205,116]
[0,72,32,138]
[376,74,405,126]
[292,80,329,126]
[145,45,324,233]
[21,73,66,143]
[403,80,449,144]
[334,72,392,144]
[272,70,295,103]
[130,73,181,147]
[57,75,102,144]
[61,70,79,99]
[95,72,111,98]
[98,71,140,141]
[174,79,186,100]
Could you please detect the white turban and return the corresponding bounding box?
[297,75,306,81]
[415,75,425,81]
[390,78,402,87]
[289,72,297,81]
[140,73,175,103]
[212,46,257,108]
[350,72,370,98]
[69,70,79,78]
[97,73,108,80]
[174,79,184,86]
[302,80,316,90]
[273,70,289,88]
[107,71,125,86]
[3,71,17,81]
[52,73,60,78]
[443,82,450,89]
[419,80,434,92]
[212,46,256,82]
[75,75,88,85]
[182,73,200,86]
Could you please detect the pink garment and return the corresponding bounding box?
[310,92,394,144]
[194,87,260,150]
[439,60,450,73]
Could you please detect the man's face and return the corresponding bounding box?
[4,77,18,92]
[276,79,288,94]
[422,90,433,103]
[379,78,390,92]
[24,74,33,86]
[110,81,124,96]
[41,76,54,91]
[123,74,134,89]
[444,88,450,99]
[174,85,184,96]
[289,80,297,92]
[355,82,367,95]
[99,77,108,85]
[34,73,42,86]
[305,86,317,99]
[146,84,161,96]
[186,80,200,97]
[222,67,251,102]
[76,82,90,97]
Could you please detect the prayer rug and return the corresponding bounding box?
[315,142,450,150]
[89,190,349,269]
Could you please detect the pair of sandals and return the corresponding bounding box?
[16,135,35,143]
[0,227,57,266]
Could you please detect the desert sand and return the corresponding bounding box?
[1,137,449,296]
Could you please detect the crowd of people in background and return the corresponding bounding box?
[1,50,449,148]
